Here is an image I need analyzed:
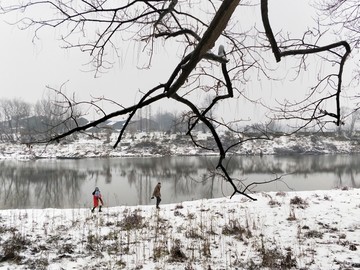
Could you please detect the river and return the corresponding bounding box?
[1,154,359,209]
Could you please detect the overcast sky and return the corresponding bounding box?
[0,6,197,122]
[0,16,178,111]
[0,1,356,124]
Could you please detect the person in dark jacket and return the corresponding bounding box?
[91,187,104,213]
[151,182,161,209]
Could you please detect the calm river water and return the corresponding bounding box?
[1,154,359,209]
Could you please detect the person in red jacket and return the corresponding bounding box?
[91,187,104,213]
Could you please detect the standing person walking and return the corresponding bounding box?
[151,182,161,209]
[91,187,104,213]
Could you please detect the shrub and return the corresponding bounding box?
[287,209,296,221]
[290,196,308,208]
[86,232,101,251]
[222,220,251,240]
[169,239,186,263]
[175,204,184,209]
[1,233,30,263]
[119,211,144,230]
[268,199,281,207]
[25,257,49,270]
[153,244,169,261]
[260,244,296,269]
[57,243,75,254]
[304,230,323,239]
[276,191,286,197]
[185,228,202,239]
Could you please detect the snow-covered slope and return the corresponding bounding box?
[0,189,359,269]
[0,132,359,160]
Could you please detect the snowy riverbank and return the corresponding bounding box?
[0,189,359,269]
[1,132,360,160]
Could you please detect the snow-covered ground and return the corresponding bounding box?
[0,189,359,269]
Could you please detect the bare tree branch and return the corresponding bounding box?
[261,0,351,126]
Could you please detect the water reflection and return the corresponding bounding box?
[0,154,359,209]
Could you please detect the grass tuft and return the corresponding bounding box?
[119,210,144,230]
[168,239,187,262]
[1,233,30,263]
[290,196,308,208]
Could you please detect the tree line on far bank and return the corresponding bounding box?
[1,96,360,145]
[0,97,210,144]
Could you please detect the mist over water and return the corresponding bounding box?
[1,154,359,209]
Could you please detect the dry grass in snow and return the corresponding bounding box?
[0,189,360,269]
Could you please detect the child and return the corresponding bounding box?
[91,187,104,213]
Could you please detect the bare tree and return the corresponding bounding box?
[316,0,360,118]
[33,88,85,141]
[0,0,352,199]
[0,98,31,142]
[316,0,360,50]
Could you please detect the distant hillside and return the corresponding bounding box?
[1,131,360,160]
